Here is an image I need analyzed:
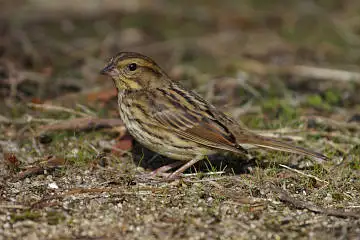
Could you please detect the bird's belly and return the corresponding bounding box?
[118,102,215,161]
[126,120,210,161]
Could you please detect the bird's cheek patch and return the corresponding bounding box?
[107,68,121,77]
[123,79,142,89]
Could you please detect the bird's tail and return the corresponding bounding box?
[236,132,329,162]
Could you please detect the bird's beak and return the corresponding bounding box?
[100,63,119,77]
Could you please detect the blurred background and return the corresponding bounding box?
[1,0,360,127]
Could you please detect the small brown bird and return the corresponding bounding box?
[101,52,328,179]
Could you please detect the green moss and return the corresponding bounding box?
[350,158,360,170]
[349,145,360,170]
[46,211,66,225]
[240,114,266,129]
[305,94,332,111]
[306,95,323,107]
[324,90,342,105]
[306,90,344,111]
[66,145,96,166]
[311,163,327,178]
[331,192,345,202]
[261,98,299,125]
[11,210,42,223]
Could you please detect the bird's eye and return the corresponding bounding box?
[128,63,137,71]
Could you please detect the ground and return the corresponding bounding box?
[0,0,360,239]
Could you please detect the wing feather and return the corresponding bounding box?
[144,86,244,153]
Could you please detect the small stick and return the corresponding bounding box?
[76,103,97,117]
[239,59,360,84]
[271,186,360,218]
[28,103,91,117]
[302,116,360,131]
[0,204,28,209]
[0,114,59,125]
[279,164,328,184]
[183,176,228,183]
[182,171,225,177]
[290,65,360,84]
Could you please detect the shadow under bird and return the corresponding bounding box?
[100,52,329,179]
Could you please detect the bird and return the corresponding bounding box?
[100,52,328,179]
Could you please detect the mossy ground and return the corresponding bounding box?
[0,1,360,239]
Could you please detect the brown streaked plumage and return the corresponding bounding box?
[101,52,329,179]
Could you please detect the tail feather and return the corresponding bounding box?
[238,134,329,162]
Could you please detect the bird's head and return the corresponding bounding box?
[100,52,170,90]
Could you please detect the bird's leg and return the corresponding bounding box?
[167,155,203,179]
[148,161,183,176]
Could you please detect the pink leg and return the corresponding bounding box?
[148,161,183,177]
[167,156,203,180]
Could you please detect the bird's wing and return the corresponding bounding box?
[139,86,244,153]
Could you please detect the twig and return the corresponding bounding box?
[279,164,328,184]
[289,65,360,84]
[28,103,91,117]
[302,116,360,131]
[15,156,66,180]
[253,128,307,141]
[271,186,360,218]
[183,176,229,183]
[239,59,360,84]
[0,114,58,125]
[255,133,305,142]
[0,204,29,209]
[76,104,97,117]
[254,128,305,135]
[254,127,360,144]
[183,171,225,177]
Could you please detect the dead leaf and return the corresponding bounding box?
[15,156,66,180]
[111,135,133,156]
[4,152,20,170]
